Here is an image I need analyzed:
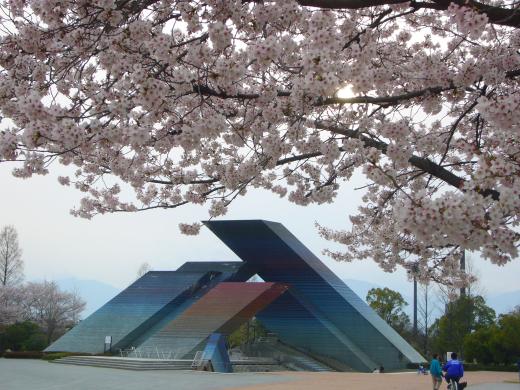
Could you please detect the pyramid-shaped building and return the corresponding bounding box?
[46,220,425,371]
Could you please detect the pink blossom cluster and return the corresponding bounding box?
[476,94,520,132]
[0,0,518,285]
[179,223,202,236]
[448,3,489,39]
[209,21,232,52]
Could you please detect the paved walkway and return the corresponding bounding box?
[230,370,519,390]
[1,359,518,390]
[470,384,519,389]
[0,359,295,390]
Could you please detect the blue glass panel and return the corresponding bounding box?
[45,271,214,353]
[205,220,426,371]
[202,333,232,373]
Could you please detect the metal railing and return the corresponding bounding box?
[119,347,179,360]
[191,351,205,368]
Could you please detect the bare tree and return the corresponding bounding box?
[465,255,484,299]
[417,283,435,355]
[436,254,482,306]
[137,262,151,278]
[23,281,86,343]
[432,260,487,356]
[0,226,24,286]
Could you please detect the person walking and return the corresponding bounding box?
[430,353,443,390]
[443,352,464,389]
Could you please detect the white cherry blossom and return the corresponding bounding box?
[0,0,519,285]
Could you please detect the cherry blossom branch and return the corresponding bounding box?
[193,83,455,107]
[111,185,226,213]
[439,99,480,165]
[319,86,454,106]
[296,0,406,8]
[314,121,501,200]
[1,0,518,282]
[342,8,393,49]
[295,0,520,28]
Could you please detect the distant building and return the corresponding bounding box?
[46,220,425,372]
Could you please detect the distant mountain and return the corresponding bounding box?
[55,278,119,318]
[52,276,518,321]
[55,277,387,320]
[343,278,382,302]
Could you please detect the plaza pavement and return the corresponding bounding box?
[1,359,518,390]
[0,359,296,390]
[230,370,519,390]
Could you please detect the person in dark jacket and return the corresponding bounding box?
[443,352,464,387]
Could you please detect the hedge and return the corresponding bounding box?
[464,363,518,372]
[42,352,89,361]
[2,351,93,360]
[3,351,44,359]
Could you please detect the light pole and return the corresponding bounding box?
[460,250,466,297]
[413,273,417,336]
[408,262,419,337]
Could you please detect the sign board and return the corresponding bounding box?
[105,336,112,345]
[446,352,452,362]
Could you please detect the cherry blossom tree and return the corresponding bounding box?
[22,281,86,343]
[0,284,26,326]
[0,281,86,342]
[0,1,519,286]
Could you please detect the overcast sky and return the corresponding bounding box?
[1,162,519,296]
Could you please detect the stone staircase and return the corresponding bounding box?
[242,339,336,372]
[288,355,331,372]
[52,356,193,371]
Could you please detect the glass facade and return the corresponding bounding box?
[46,220,425,371]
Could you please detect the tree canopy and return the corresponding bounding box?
[431,294,496,356]
[463,307,520,364]
[0,321,47,352]
[366,287,410,332]
[0,1,519,284]
[0,281,86,343]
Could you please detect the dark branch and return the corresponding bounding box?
[314,121,501,200]
[297,0,406,8]
[295,0,520,28]
[320,86,453,106]
[194,83,455,107]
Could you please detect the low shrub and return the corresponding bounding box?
[464,363,517,372]
[3,351,44,359]
[23,333,48,351]
[0,321,47,352]
[42,352,89,361]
